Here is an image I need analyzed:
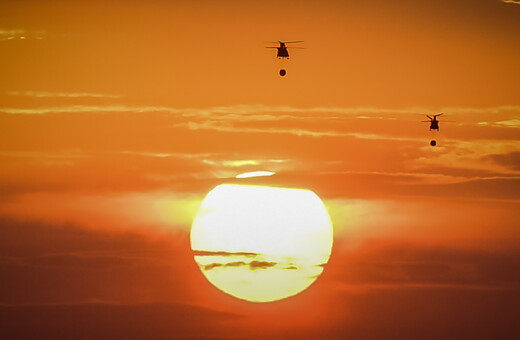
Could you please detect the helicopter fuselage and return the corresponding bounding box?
[277,46,289,59]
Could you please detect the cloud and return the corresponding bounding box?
[202,263,223,270]
[202,261,249,270]
[193,250,258,257]
[0,217,202,305]
[179,119,421,141]
[482,151,520,171]
[194,249,278,271]
[309,237,520,339]
[201,260,277,271]
[267,169,520,202]
[1,103,518,203]
[1,103,516,154]
[326,239,520,293]
[0,303,241,340]
[327,195,520,251]
[0,149,219,197]
[0,28,46,41]
[439,105,520,114]
[317,288,519,340]
[236,171,275,179]
[0,105,185,115]
[7,91,122,99]
[0,191,203,234]
[3,103,518,119]
[118,151,217,159]
[414,139,520,176]
[1,217,518,340]
[494,119,520,127]
[502,0,520,4]
[162,104,520,142]
[249,260,277,270]
[190,105,520,119]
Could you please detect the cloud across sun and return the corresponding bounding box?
[191,184,333,302]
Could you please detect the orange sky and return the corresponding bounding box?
[1,1,520,339]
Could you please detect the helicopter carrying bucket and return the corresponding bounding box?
[266,40,304,77]
[421,113,447,147]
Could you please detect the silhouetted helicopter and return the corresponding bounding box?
[265,41,304,59]
[422,113,443,131]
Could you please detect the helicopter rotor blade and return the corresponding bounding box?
[426,115,433,120]
[288,47,306,49]
[265,47,278,48]
[433,112,444,117]
[285,41,304,43]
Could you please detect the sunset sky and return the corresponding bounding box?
[1,0,519,339]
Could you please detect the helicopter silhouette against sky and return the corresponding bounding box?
[265,41,304,76]
[265,41,304,59]
[422,113,455,147]
[423,113,443,131]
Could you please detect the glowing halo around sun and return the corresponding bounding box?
[190,183,333,302]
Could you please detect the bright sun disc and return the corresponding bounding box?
[191,184,333,302]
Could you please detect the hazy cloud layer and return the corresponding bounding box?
[1,217,519,340]
[0,303,242,340]
[483,151,520,170]
[0,217,202,305]
[1,105,518,205]
[7,91,121,99]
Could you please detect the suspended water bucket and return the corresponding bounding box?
[429,129,440,147]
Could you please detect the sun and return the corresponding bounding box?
[191,184,333,302]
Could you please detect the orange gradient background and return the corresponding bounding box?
[1,1,519,339]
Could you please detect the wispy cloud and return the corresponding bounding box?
[315,170,485,185]
[483,151,520,171]
[118,151,216,159]
[236,171,275,179]
[2,103,519,120]
[201,260,277,271]
[440,105,520,114]
[0,105,185,115]
[178,120,422,142]
[0,28,46,41]
[193,250,258,257]
[502,0,520,4]
[340,282,513,292]
[495,119,520,128]
[1,103,517,146]
[180,105,520,124]
[249,260,277,270]
[201,158,288,168]
[7,91,122,99]
[414,140,520,176]
[0,151,87,159]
